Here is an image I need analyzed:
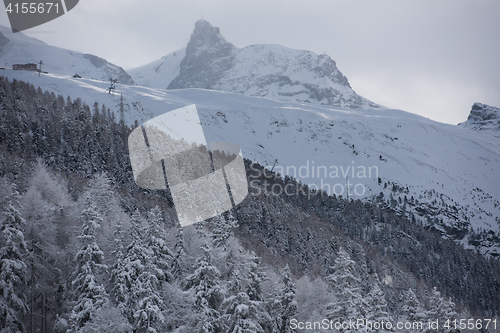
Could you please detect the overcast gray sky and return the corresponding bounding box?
[1,0,499,125]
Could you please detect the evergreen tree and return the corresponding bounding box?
[146,206,173,284]
[119,209,149,324]
[184,240,223,333]
[0,187,28,333]
[74,302,133,333]
[110,218,129,314]
[132,261,165,333]
[223,292,265,333]
[223,267,271,333]
[174,227,186,257]
[171,227,186,280]
[424,287,457,333]
[87,172,115,218]
[402,288,426,325]
[120,209,166,332]
[246,252,265,302]
[277,265,297,333]
[326,248,365,331]
[228,268,244,297]
[68,196,108,331]
[211,212,237,250]
[366,276,392,331]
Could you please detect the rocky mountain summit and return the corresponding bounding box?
[459,102,500,134]
[133,20,379,109]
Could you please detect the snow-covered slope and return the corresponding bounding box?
[2,70,499,256]
[0,26,135,85]
[459,102,500,137]
[128,48,185,89]
[131,20,379,109]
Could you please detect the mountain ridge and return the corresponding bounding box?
[0,25,135,85]
[132,20,380,109]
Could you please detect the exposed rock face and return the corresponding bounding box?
[168,20,236,90]
[167,20,379,109]
[83,54,135,85]
[459,102,500,133]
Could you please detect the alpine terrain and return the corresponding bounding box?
[459,102,500,136]
[130,20,379,109]
[0,25,135,84]
[0,19,499,333]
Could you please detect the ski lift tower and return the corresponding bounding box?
[107,78,117,94]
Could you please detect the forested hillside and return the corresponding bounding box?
[1,76,499,332]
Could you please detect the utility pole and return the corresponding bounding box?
[38,60,42,77]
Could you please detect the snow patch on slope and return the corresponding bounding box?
[128,48,186,89]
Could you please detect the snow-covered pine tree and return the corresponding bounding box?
[223,266,272,333]
[68,195,108,331]
[110,218,129,315]
[223,292,265,333]
[424,287,457,333]
[72,302,133,333]
[86,172,115,218]
[85,173,124,257]
[366,276,392,331]
[116,209,147,324]
[146,206,173,284]
[174,227,186,256]
[0,186,28,333]
[246,252,265,302]
[326,247,365,331]
[196,220,207,240]
[277,265,297,333]
[184,240,224,333]
[121,209,166,332]
[439,296,457,327]
[227,268,244,296]
[113,210,165,332]
[211,212,235,250]
[402,288,426,326]
[132,261,165,333]
[171,227,186,280]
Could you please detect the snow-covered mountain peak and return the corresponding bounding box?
[168,20,236,90]
[132,20,379,109]
[188,19,235,56]
[459,102,500,134]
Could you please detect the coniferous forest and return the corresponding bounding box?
[1,76,499,332]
